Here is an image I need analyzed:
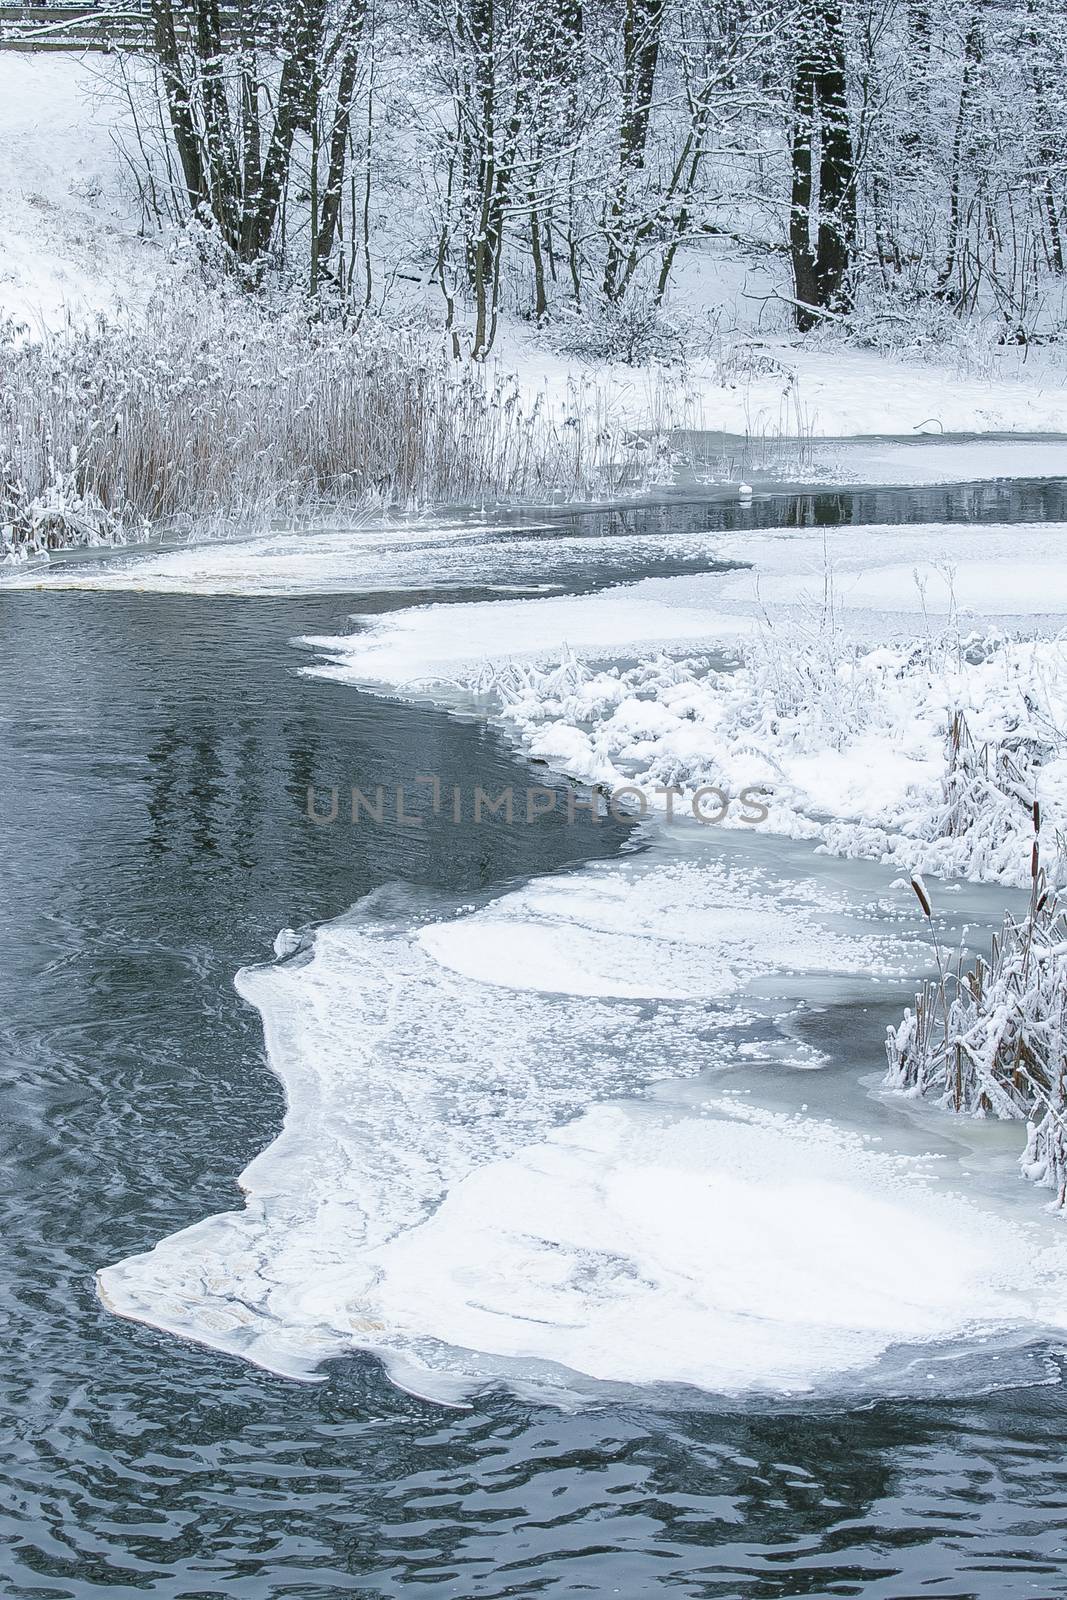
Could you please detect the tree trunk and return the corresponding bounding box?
[939,6,983,304]
[603,0,665,301]
[789,0,856,329]
[316,20,364,282]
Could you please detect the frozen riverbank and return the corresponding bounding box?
[93,454,1067,1402]
[303,519,1067,888]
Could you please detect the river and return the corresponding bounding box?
[1,480,1066,1597]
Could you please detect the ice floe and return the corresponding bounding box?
[98,849,1067,1398]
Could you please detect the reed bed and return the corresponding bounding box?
[886,833,1067,1210]
[0,292,652,557]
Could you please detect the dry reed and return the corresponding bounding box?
[886,813,1067,1209]
[1,291,652,556]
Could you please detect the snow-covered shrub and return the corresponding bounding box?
[478,624,1067,887]
[545,294,688,367]
[716,342,796,386]
[0,288,647,550]
[931,705,1051,842]
[812,294,1032,381]
[743,605,876,748]
[886,859,1067,1210]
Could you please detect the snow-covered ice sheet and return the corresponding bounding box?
[825,438,1067,486]
[708,524,1067,619]
[0,516,747,595]
[303,522,1067,700]
[308,581,751,691]
[98,847,1067,1399]
[370,1099,1065,1395]
[0,520,542,594]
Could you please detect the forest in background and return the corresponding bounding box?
[6,0,1067,553]
[109,0,1067,358]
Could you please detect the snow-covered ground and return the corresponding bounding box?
[0,55,165,329]
[507,330,1067,438]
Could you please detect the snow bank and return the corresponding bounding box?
[469,635,1067,888]
[0,55,163,328]
[14,458,1066,901]
[98,848,1067,1396]
[294,522,1067,888]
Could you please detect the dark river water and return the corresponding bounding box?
[2,484,1067,1598]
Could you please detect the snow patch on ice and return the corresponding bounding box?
[417,862,913,999]
[99,852,987,1397]
[826,438,1067,486]
[370,1098,1067,1395]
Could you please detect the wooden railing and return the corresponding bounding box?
[0,2,247,51]
[0,3,152,50]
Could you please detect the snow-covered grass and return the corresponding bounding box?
[481,627,1067,889]
[502,317,1067,440]
[886,860,1067,1211]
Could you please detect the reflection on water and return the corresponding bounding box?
[546,472,1067,536]
[1,515,1067,1595]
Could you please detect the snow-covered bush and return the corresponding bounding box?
[545,294,689,368]
[886,860,1067,1210]
[809,297,1038,381]
[716,342,796,386]
[0,288,647,552]
[1,453,127,560]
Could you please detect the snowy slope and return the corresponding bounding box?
[0,54,165,328]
